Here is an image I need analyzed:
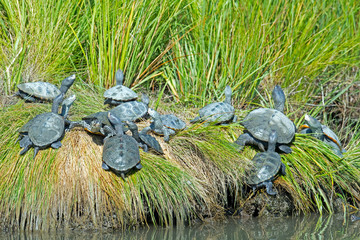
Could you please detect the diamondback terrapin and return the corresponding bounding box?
[103,69,138,105]
[190,85,237,125]
[109,93,150,121]
[299,114,345,157]
[142,109,186,142]
[102,112,142,179]
[69,111,116,137]
[234,85,295,153]
[18,93,76,158]
[16,74,76,102]
[246,131,286,196]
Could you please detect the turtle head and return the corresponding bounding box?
[304,114,323,139]
[86,119,102,134]
[107,112,124,135]
[59,74,76,94]
[148,108,163,129]
[268,130,278,152]
[141,93,150,106]
[272,85,286,113]
[52,93,64,114]
[224,85,232,104]
[60,94,76,118]
[115,69,124,86]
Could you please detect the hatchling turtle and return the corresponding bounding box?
[246,130,286,196]
[109,93,150,121]
[190,85,237,125]
[123,120,163,154]
[299,114,345,157]
[16,74,76,102]
[18,93,76,158]
[234,85,295,153]
[142,108,186,142]
[103,69,138,105]
[102,112,142,179]
[69,111,116,137]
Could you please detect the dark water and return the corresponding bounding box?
[1,214,360,239]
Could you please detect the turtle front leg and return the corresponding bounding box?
[19,136,33,155]
[51,141,62,149]
[263,181,277,196]
[33,147,40,159]
[281,163,287,176]
[163,128,175,143]
[278,145,292,154]
[234,132,265,152]
[102,125,116,138]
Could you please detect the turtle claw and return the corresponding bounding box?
[102,162,110,171]
[33,147,40,159]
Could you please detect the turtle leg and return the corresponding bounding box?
[163,128,175,142]
[140,126,151,135]
[136,163,143,170]
[263,181,277,196]
[102,161,110,171]
[281,163,287,176]
[51,141,62,149]
[17,92,37,102]
[190,116,200,124]
[234,133,265,152]
[19,136,32,155]
[102,125,116,137]
[20,144,32,155]
[140,143,148,152]
[278,145,292,154]
[33,147,40,159]
[120,173,126,180]
[232,115,238,123]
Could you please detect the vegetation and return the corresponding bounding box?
[0,0,360,231]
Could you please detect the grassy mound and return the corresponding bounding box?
[1,88,360,231]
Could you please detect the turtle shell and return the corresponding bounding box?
[242,108,295,144]
[160,114,186,131]
[247,151,282,185]
[83,111,110,125]
[199,102,234,123]
[102,134,140,172]
[139,133,163,154]
[28,112,65,147]
[103,85,137,102]
[109,100,148,121]
[17,82,61,100]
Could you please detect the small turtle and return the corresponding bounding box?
[234,85,295,153]
[124,121,163,154]
[299,114,345,157]
[16,74,76,102]
[109,93,150,121]
[103,69,138,105]
[102,112,142,179]
[351,214,360,222]
[190,85,237,125]
[142,109,186,142]
[18,93,76,158]
[246,130,286,196]
[69,111,115,137]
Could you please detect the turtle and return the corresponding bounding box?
[109,93,150,122]
[102,112,142,179]
[246,130,286,196]
[15,74,76,102]
[234,85,295,154]
[18,93,76,158]
[69,111,115,137]
[351,214,360,222]
[122,120,163,154]
[299,114,345,157]
[190,85,237,125]
[103,69,138,105]
[142,108,186,142]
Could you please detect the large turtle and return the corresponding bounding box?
[103,69,138,105]
[18,93,76,158]
[124,121,163,154]
[109,93,150,121]
[234,85,295,153]
[16,74,76,102]
[102,112,142,179]
[299,114,345,157]
[246,131,286,196]
[190,85,237,125]
[142,108,186,142]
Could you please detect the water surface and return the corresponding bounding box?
[1,214,360,239]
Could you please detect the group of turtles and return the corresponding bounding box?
[15,69,346,193]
